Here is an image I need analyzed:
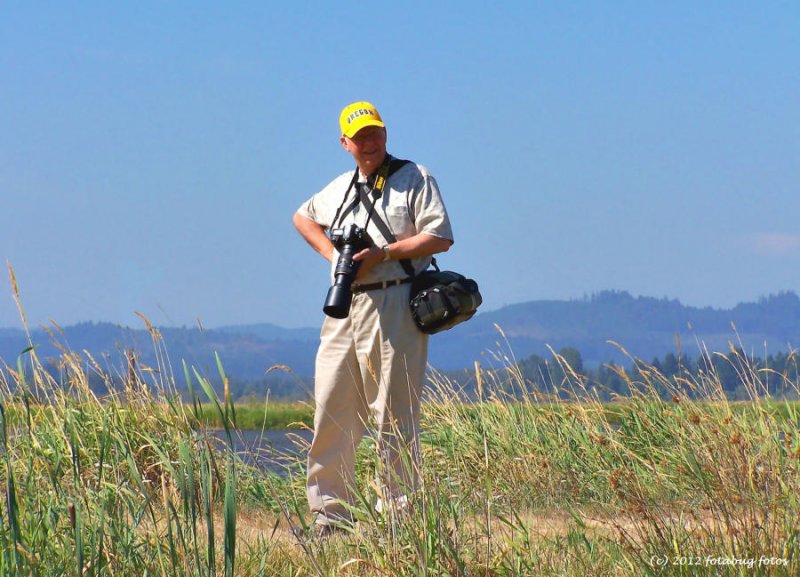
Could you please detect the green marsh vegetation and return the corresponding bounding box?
[195,401,313,431]
[1,277,798,575]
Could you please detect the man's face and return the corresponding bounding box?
[341,125,387,174]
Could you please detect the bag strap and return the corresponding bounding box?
[356,159,417,278]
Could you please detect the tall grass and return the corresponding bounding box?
[1,278,798,574]
[0,311,244,577]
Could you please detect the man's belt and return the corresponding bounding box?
[352,277,413,294]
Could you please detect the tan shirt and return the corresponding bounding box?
[298,159,454,284]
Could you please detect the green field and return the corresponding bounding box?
[1,340,799,576]
[195,401,314,430]
[195,398,800,431]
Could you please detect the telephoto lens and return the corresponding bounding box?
[323,224,372,318]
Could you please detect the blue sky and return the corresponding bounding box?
[2,2,798,329]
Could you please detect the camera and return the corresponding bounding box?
[323,224,373,318]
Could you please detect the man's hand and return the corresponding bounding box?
[351,233,453,281]
[353,246,384,280]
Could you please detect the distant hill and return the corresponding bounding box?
[433,290,800,369]
[0,322,319,393]
[1,290,798,396]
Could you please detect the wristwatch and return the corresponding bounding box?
[381,245,391,262]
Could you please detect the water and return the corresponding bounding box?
[210,428,313,476]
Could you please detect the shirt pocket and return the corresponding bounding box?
[383,206,415,240]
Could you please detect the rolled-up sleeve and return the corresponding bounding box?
[296,172,353,229]
[296,195,322,225]
[412,175,454,242]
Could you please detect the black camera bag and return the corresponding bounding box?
[409,268,482,334]
[350,156,482,334]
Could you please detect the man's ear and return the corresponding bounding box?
[340,135,351,152]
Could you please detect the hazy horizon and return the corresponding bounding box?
[2,287,797,331]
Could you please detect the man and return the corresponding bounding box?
[293,101,453,534]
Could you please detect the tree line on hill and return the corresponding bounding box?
[2,290,798,402]
[474,346,800,401]
[5,343,798,404]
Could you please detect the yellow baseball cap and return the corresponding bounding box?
[339,101,385,138]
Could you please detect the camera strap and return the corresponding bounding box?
[331,155,410,230]
[330,170,361,232]
[357,163,417,279]
[329,155,417,278]
[358,158,392,233]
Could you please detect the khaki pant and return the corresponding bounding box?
[306,282,428,526]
